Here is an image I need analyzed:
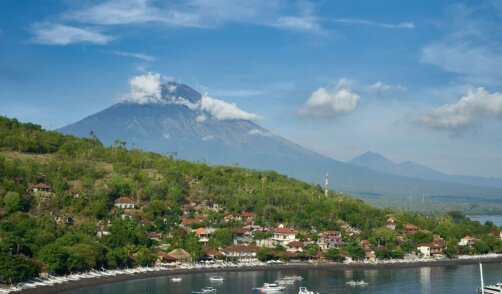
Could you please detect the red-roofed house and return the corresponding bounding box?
[286,241,304,252]
[405,224,418,234]
[272,226,296,247]
[114,197,135,209]
[417,241,447,258]
[194,227,211,244]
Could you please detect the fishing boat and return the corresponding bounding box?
[298,286,320,294]
[170,276,182,282]
[192,287,217,293]
[478,262,502,293]
[346,280,368,287]
[209,275,225,282]
[253,283,285,292]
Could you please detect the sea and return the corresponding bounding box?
[468,215,502,227]
[64,262,501,294]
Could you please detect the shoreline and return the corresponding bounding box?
[16,255,502,294]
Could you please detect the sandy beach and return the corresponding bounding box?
[14,255,502,294]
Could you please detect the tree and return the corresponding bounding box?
[474,240,490,254]
[325,248,345,262]
[0,252,39,284]
[3,191,23,214]
[208,229,233,249]
[347,243,365,260]
[37,243,69,274]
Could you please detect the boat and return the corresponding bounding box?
[209,275,225,282]
[192,287,217,293]
[170,276,182,282]
[283,275,303,281]
[253,283,285,292]
[346,280,368,287]
[478,262,502,294]
[298,287,319,294]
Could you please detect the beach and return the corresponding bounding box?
[12,254,502,294]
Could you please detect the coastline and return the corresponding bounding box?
[16,255,502,294]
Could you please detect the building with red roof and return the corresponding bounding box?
[114,197,135,209]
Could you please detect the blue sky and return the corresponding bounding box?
[1,0,502,177]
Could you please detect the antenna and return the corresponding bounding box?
[324,173,329,197]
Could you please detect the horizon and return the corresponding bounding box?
[1,0,502,178]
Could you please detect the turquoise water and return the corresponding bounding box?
[468,215,502,227]
[65,263,501,294]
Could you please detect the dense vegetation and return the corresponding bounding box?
[0,116,500,284]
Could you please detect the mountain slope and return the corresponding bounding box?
[349,152,502,189]
[59,82,502,199]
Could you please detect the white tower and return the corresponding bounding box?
[324,173,329,197]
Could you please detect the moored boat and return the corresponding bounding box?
[253,283,285,292]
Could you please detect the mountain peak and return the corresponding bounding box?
[162,81,201,104]
[351,151,391,162]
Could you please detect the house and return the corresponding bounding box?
[417,241,447,258]
[202,249,224,261]
[405,224,418,234]
[194,227,211,244]
[167,248,192,262]
[220,245,260,260]
[385,217,396,230]
[272,226,296,247]
[114,197,135,209]
[180,215,205,228]
[28,183,52,194]
[458,235,476,246]
[286,241,304,252]
[232,227,253,245]
[317,230,343,251]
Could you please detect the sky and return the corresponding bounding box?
[1,0,502,178]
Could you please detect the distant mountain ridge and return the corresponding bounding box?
[349,151,502,189]
[59,82,502,200]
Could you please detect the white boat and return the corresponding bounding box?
[478,262,501,294]
[298,287,319,294]
[346,280,368,287]
[283,275,303,281]
[170,276,182,282]
[209,276,225,282]
[253,283,285,292]
[192,287,217,293]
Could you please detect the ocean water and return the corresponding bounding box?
[65,262,501,294]
[468,215,502,227]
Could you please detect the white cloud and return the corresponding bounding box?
[196,115,207,122]
[248,129,273,136]
[421,43,502,85]
[125,72,163,104]
[30,23,112,45]
[109,51,155,61]
[201,135,214,141]
[162,133,170,140]
[420,87,502,130]
[274,16,322,33]
[369,82,406,92]
[299,79,360,117]
[200,94,263,121]
[327,18,415,29]
[123,72,263,120]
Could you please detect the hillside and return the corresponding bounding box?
[58,82,502,202]
[0,116,501,284]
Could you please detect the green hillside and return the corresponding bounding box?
[0,116,500,284]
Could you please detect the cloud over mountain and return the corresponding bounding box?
[123,72,262,121]
[420,87,502,130]
[299,79,360,117]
